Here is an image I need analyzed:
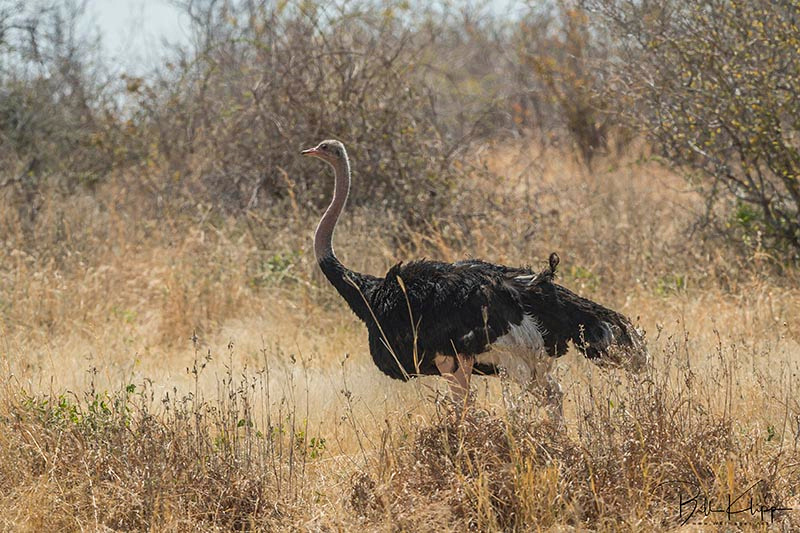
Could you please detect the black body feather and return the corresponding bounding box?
[319,253,646,381]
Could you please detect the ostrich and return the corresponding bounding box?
[301,139,647,419]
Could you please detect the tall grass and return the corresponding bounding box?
[2,1,800,529]
[2,313,798,530]
[2,139,799,530]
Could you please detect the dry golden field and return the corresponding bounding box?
[1,141,799,531]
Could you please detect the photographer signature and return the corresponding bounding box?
[657,479,793,525]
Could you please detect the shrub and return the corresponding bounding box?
[512,2,619,166]
[594,0,800,258]
[0,0,122,200]
[139,0,490,226]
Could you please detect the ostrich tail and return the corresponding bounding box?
[545,283,649,372]
[523,251,649,372]
[586,317,649,373]
[548,252,560,274]
[533,252,560,283]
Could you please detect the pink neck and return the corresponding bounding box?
[314,157,350,261]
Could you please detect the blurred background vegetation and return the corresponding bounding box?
[3,3,800,530]
[1,0,798,257]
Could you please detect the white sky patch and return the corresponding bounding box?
[86,0,520,74]
[87,0,190,73]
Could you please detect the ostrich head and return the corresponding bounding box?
[301,139,347,166]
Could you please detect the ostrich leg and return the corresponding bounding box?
[435,354,474,408]
[509,354,564,426]
[544,373,564,424]
[530,358,564,426]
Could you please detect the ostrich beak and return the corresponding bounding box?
[301,147,318,156]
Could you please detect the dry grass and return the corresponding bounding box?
[1,141,799,531]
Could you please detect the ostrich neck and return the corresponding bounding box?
[313,156,376,324]
[314,157,351,261]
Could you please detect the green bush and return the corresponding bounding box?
[595,0,800,258]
